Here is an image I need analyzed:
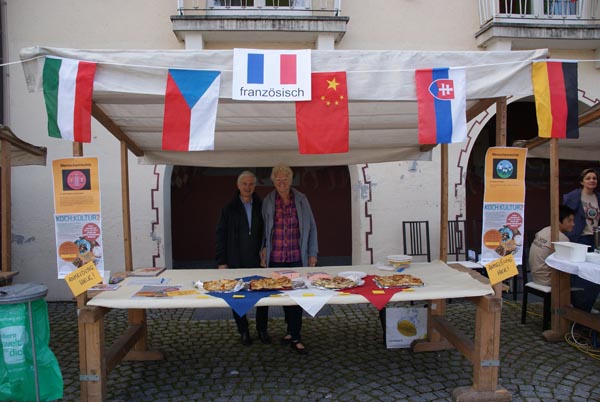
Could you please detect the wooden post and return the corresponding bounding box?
[1,139,11,273]
[121,141,133,271]
[544,138,570,340]
[495,97,507,147]
[440,143,448,262]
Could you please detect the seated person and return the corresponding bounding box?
[529,205,574,287]
[530,204,600,312]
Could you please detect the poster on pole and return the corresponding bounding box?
[52,158,104,278]
[480,147,527,265]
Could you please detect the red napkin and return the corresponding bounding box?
[342,275,408,310]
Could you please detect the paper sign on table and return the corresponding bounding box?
[64,261,102,296]
[485,254,518,285]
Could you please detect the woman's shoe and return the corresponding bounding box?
[290,340,308,355]
[280,335,292,345]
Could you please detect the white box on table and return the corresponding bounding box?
[552,242,588,263]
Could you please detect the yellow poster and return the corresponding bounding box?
[64,261,102,297]
[481,147,527,265]
[52,157,100,214]
[485,254,519,286]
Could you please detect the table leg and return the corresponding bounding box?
[452,293,510,401]
[78,305,108,402]
[543,269,570,342]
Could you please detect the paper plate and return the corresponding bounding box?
[338,271,367,279]
[386,255,412,262]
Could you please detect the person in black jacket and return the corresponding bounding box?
[216,171,270,346]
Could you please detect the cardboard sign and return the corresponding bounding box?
[485,254,519,285]
[64,261,102,296]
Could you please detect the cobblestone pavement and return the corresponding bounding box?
[46,298,600,402]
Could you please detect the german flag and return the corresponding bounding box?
[532,60,578,139]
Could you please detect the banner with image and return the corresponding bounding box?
[480,147,527,265]
[52,157,104,278]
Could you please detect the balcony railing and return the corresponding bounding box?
[479,0,600,25]
[176,0,342,16]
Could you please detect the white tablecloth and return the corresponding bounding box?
[546,253,600,285]
[88,261,493,309]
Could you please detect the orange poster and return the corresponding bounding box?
[52,157,100,214]
[481,147,527,265]
[52,157,104,278]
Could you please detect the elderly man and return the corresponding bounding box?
[216,170,270,346]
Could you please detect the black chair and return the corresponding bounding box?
[402,221,431,262]
[447,219,468,261]
[521,239,552,331]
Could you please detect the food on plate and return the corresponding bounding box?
[203,279,241,292]
[312,276,357,290]
[250,277,292,290]
[373,274,424,288]
[271,269,299,279]
[386,255,412,269]
[305,271,332,281]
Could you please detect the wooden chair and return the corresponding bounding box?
[402,221,431,262]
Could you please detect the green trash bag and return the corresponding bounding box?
[0,299,63,401]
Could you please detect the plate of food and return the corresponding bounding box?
[200,279,243,293]
[249,277,292,291]
[311,276,361,290]
[385,255,412,269]
[373,274,424,289]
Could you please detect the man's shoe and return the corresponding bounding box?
[258,331,272,344]
[241,331,253,346]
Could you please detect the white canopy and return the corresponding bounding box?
[20,47,548,167]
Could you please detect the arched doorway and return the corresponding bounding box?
[465,99,600,253]
[170,166,352,268]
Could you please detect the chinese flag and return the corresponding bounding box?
[295,72,349,154]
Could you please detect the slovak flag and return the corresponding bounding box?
[162,69,221,151]
[415,67,467,144]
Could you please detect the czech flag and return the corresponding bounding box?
[415,67,467,144]
[162,69,221,151]
[532,60,578,139]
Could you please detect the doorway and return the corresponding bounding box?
[170,166,352,268]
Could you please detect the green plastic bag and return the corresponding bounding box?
[0,299,63,401]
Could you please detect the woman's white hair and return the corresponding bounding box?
[270,163,293,180]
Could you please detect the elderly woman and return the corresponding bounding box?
[261,163,318,354]
[562,168,600,312]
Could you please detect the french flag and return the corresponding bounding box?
[247,53,297,85]
[162,69,221,151]
[415,67,467,144]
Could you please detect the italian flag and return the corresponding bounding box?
[43,57,97,142]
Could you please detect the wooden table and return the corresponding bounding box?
[77,262,510,401]
[543,254,600,341]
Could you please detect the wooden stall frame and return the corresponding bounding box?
[73,79,515,402]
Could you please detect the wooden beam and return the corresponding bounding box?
[0,126,46,157]
[431,316,474,363]
[512,136,550,150]
[92,103,144,157]
[579,102,600,127]
[1,140,10,272]
[467,98,497,122]
[105,324,145,373]
[121,141,133,271]
[419,144,437,153]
